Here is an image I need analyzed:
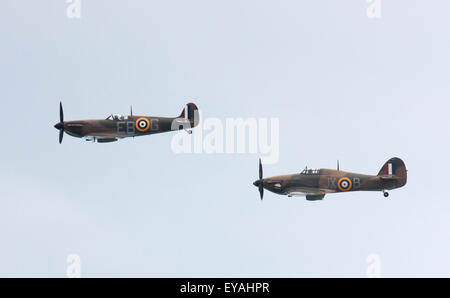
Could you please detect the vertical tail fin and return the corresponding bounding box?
[378,157,407,187]
[179,103,199,127]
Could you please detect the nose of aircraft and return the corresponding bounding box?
[253,180,261,187]
[54,122,64,130]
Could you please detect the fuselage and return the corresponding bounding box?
[59,115,194,140]
[256,168,405,196]
[54,102,199,144]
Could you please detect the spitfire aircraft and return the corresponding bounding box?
[253,158,407,201]
[54,102,199,143]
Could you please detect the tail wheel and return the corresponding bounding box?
[383,191,389,198]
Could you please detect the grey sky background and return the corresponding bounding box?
[0,1,449,277]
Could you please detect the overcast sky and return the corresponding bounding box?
[1,1,449,277]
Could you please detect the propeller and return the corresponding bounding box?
[253,158,264,200]
[54,101,64,144]
[60,101,64,123]
[59,128,64,144]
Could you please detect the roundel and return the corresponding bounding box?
[337,177,352,192]
[136,118,150,132]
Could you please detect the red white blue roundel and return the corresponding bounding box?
[136,118,150,132]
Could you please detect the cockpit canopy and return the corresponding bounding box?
[301,167,320,175]
[106,114,127,121]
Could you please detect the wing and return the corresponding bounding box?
[83,136,120,143]
[285,187,336,201]
[85,132,120,138]
[97,138,118,143]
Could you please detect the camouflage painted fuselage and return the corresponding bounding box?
[255,158,407,200]
[64,116,189,139]
[56,103,199,143]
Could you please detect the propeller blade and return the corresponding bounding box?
[258,158,264,200]
[59,129,64,144]
[60,101,64,123]
[259,158,263,180]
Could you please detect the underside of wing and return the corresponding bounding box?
[96,138,118,143]
[83,135,119,143]
[285,187,336,201]
[86,132,120,138]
